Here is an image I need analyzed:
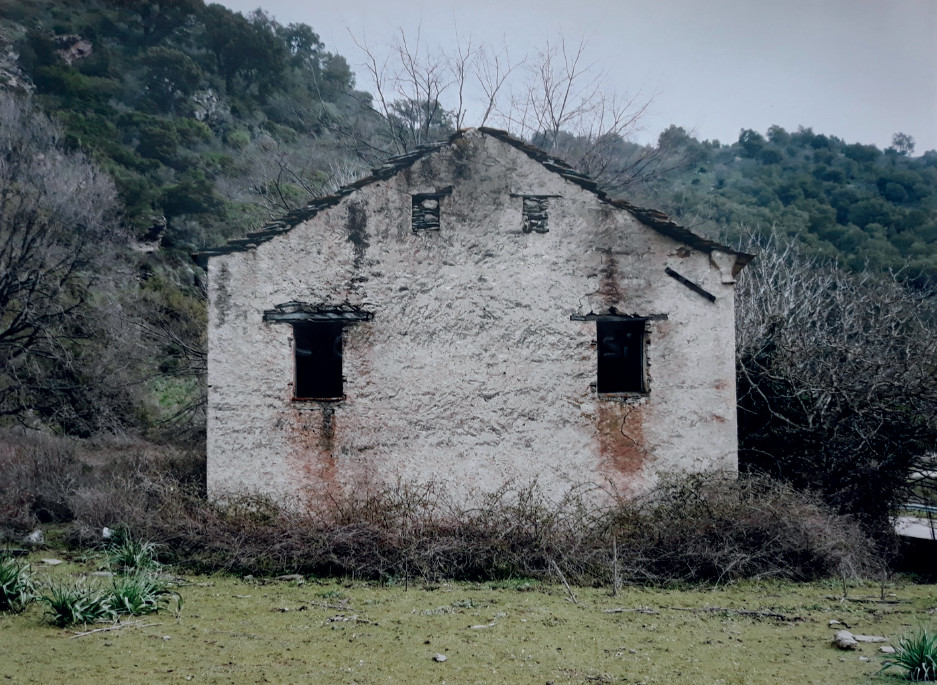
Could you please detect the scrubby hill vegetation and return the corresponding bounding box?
[0,0,378,248]
[0,0,935,573]
[649,125,937,286]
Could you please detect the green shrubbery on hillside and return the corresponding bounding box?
[651,125,937,285]
[0,0,373,249]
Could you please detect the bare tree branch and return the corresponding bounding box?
[734,230,937,527]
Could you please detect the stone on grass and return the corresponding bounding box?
[832,630,858,650]
[433,653,447,662]
[854,634,888,643]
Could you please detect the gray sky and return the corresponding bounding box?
[216,0,937,152]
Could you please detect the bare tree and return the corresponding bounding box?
[351,27,458,154]
[508,37,645,152]
[348,30,663,192]
[474,42,519,129]
[0,93,122,430]
[735,231,937,530]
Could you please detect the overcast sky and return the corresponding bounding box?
[216,0,937,153]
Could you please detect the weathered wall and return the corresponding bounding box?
[206,131,739,502]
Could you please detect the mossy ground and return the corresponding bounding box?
[2,554,935,684]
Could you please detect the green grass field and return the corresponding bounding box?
[2,554,935,684]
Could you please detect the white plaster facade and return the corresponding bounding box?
[201,129,751,502]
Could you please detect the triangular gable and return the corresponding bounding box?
[195,129,753,273]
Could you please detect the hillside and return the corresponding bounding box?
[648,126,937,286]
[2,0,935,276]
[0,0,379,250]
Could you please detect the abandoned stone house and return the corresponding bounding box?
[197,128,753,502]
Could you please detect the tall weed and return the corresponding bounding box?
[880,628,937,681]
[107,532,161,572]
[108,572,182,616]
[0,557,35,612]
[39,579,113,627]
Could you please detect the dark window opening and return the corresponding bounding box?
[596,319,646,393]
[412,193,442,230]
[293,321,343,400]
[521,195,550,233]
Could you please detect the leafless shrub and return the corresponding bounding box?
[66,447,203,543]
[52,465,875,585]
[0,429,875,583]
[0,431,82,537]
[0,429,203,545]
[735,232,937,530]
[606,473,873,584]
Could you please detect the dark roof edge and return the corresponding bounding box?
[194,128,753,272]
[193,138,453,268]
[476,127,754,273]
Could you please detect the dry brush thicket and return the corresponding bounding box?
[735,233,937,530]
[0,430,875,585]
[0,91,208,438]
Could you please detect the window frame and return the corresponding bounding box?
[263,302,374,403]
[510,193,559,233]
[571,313,657,397]
[292,320,344,401]
[595,318,647,395]
[411,187,452,232]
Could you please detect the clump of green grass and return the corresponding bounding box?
[108,571,182,616]
[38,571,183,627]
[107,532,160,572]
[0,556,36,612]
[880,628,937,681]
[316,589,345,599]
[39,579,113,628]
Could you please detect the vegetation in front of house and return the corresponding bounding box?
[0,431,876,586]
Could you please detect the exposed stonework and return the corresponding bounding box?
[200,129,752,503]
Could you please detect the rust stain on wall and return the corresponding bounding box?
[285,403,339,497]
[595,401,646,492]
[346,202,369,270]
[598,250,623,305]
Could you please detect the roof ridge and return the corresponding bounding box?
[194,129,753,271]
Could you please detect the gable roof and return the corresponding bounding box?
[194,128,753,273]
